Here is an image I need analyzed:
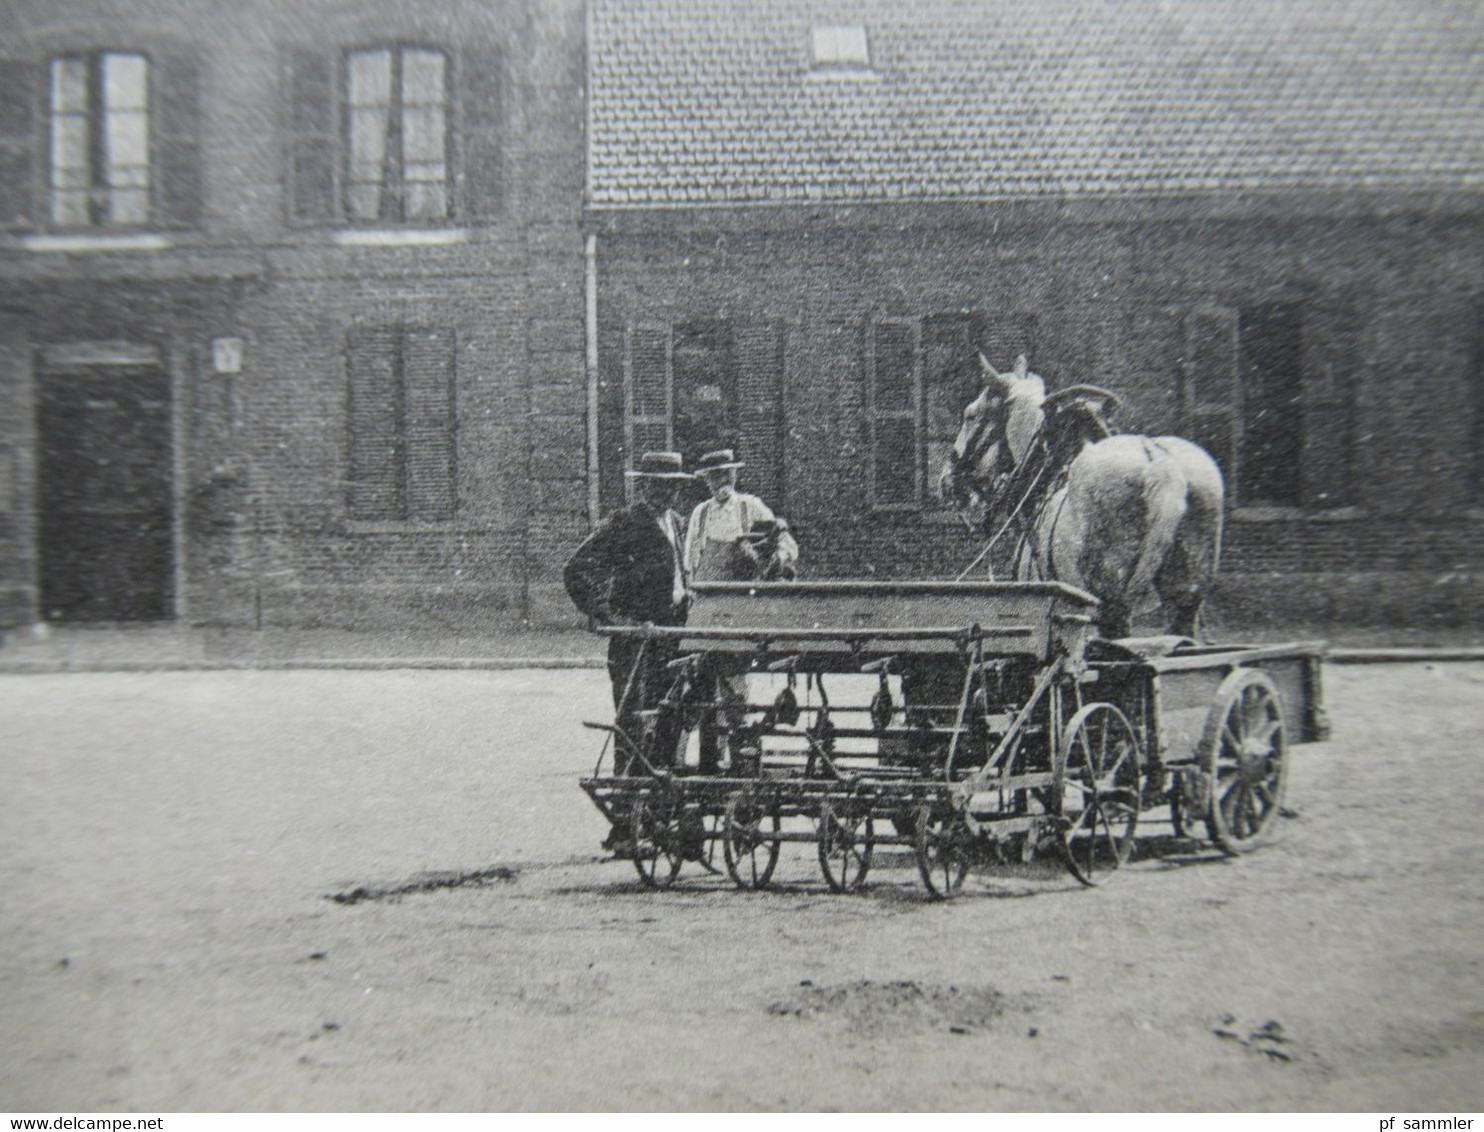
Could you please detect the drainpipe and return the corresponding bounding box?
[585,231,600,528]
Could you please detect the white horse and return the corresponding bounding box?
[940,355,1224,640]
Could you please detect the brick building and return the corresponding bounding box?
[0,0,586,632]
[2,0,1482,637]
[585,0,1484,631]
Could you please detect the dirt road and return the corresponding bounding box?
[2,664,1481,1111]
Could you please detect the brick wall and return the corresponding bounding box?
[0,0,589,632]
[590,202,1484,630]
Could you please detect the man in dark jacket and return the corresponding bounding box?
[563,451,693,779]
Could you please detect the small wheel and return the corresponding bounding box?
[723,790,781,889]
[1201,669,1289,855]
[1058,703,1144,886]
[914,803,969,899]
[817,799,874,893]
[630,793,685,888]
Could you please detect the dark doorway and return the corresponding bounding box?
[37,365,174,621]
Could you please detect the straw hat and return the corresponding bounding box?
[624,451,692,479]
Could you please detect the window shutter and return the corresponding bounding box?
[1301,295,1360,508]
[1183,305,1240,412]
[347,327,403,520]
[458,47,503,221]
[0,61,39,229]
[869,317,922,509]
[735,323,786,505]
[1182,305,1241,500]
[286,49,337,224]
[402,327,457,521]
[152,49,202,228]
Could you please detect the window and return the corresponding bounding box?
[619,319,785,503]
[48,52,150,227]
[868,311,1013,510]
[287,44,502,226]
[811,26,870,69]
[345,47,448,223]
[1183,302,1354,509]
[346,326,457,522]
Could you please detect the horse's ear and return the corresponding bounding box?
[979,352,1014,393]
[1013,354,1029,378]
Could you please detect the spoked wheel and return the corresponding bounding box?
[1058,703,1144,886]
[817,799,874,893]
[630,792,688,888]
[1201,669,1289,855]
[914,802,970,899]
[723,790,781,890]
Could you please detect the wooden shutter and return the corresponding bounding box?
[1301,295,1360,508]
[1182,305,1241,501]
[869,317,921,509]
[347,327,402,520]
[625,323,671,445]
[152,48,202,227]
[402,327,457,521]
[286,50,337,224]
[458,47,503,221]
[0,61,38,228]
[735,323,786,505]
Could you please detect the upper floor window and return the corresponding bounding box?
[810,26,870,69]
[287,44,503,227]
[0,48,199,232]
[346,47,448,223]
[49,52,150,227]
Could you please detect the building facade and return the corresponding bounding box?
[0,0,587,632]
[3,0,1482,637]
[586,0,1484,631]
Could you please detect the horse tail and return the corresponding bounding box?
[1126,448,1189,611]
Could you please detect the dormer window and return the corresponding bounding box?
[810,25,870,71]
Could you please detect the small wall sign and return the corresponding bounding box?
[211,337,245,374]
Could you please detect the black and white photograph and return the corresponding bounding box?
[2,0,1482,1114]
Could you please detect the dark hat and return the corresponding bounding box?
[694,448,745,475]
[741,518,781,544]
[624,451,691,479]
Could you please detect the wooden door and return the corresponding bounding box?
[37,367,174,621]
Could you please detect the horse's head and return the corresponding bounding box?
[938,353,1047,508]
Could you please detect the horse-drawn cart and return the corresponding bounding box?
[580,581,1327,897]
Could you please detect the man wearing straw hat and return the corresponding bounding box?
[563,451,694,793]
[683,448,798,583]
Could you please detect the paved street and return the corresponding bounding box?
[2,664,1482,1111]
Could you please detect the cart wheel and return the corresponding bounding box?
[630,795,684,888]
[914,803,969,899]
[817,799,874,893]
[1200,669,1289,855]
[1058,703,1143,886]
[723,790,781,890]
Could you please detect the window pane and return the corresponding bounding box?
[873,418,917,506]
[102,53,147,111]
[52,58,87,114]
[52,189,89,226]
[402,105,445,164]
[51,114,89,177]
[347,183,383,221]
[1240,305,1304,507]
[349,105,389,168]
[347,49,392,107]
[109,188,149,224]
[402,49,445,105]
[106,108,149,173]
[873,323,916,410]
[404,161,446,184]
[404,182,447,220]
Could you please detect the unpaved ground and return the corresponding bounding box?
[1,663,1481,1112]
